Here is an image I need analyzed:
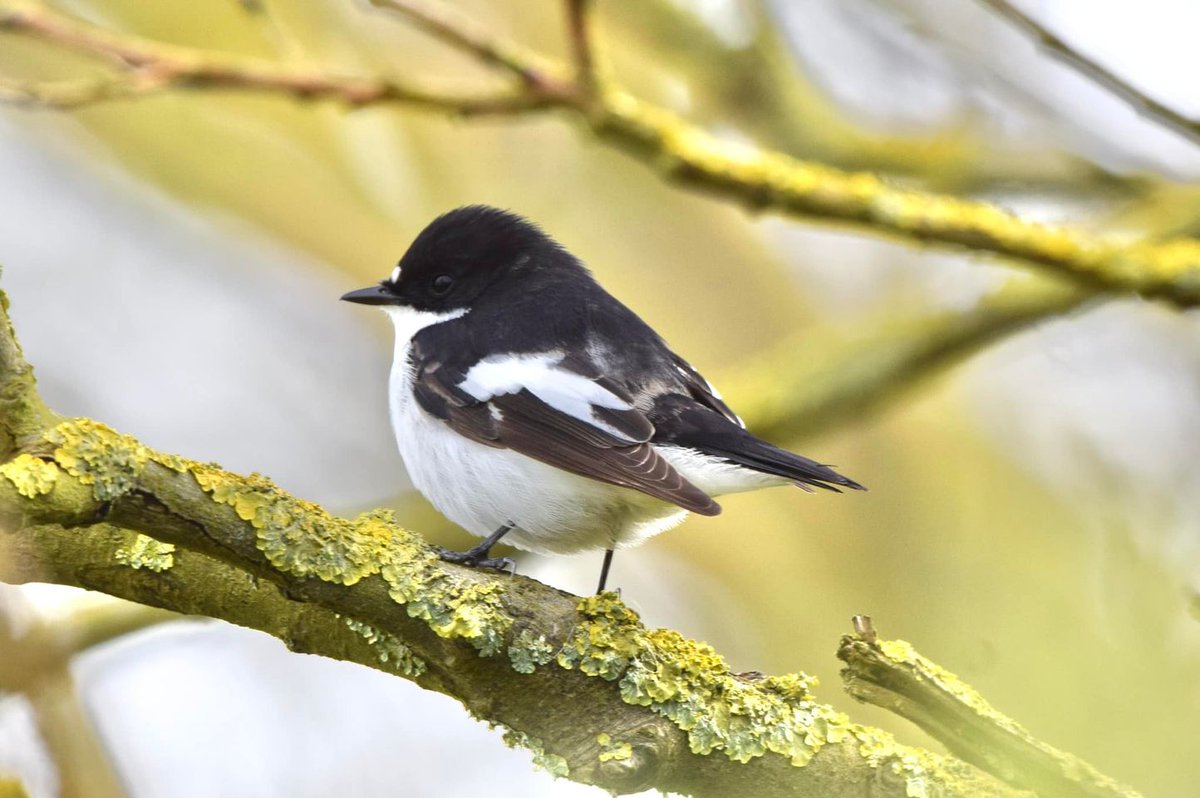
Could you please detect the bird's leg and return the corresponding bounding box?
[438,522,516,574]
[596,548,615,594]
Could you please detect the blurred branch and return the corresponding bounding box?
[0,778,29,798]
[977,0,1200,148]
[565,0,598,95]
[23,669,129,798]
[728,279,1094,443]
[610,0,1128,195]
[0,589,150,798]
[2,2,1199,308]
[839,623,1141,798]
[2,1,1200,306]
[0,296,1042,796]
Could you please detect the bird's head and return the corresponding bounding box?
[341,205,574,315]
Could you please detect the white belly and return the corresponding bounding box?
[389,355,689,554]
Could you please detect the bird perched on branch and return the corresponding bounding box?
[343,206,863,592]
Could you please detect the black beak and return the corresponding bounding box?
[340,285,396,306]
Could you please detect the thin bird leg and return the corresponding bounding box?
[596,548,615,594]
[439,522,516,573]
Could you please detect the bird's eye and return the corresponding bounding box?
[431,274,455,295]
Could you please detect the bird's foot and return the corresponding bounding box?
[437,547,517,576]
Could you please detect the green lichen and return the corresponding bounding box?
[379,535,512,657]
[114,534,175,572]
[343,617,426,678]
[46,418,149,500]
[0,453,58,497]
[192,466,399,587]
[557,594,962,781]
[191,456,513,655]
[508,629,556,674]
[501,727,570,778]
[596,732,632,763]
[557,593,845,765]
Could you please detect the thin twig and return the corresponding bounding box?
[978,0,1200,148]
[367,0,574,98]
[565,0,597,95]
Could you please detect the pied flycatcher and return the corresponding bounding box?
[342,206,863,592]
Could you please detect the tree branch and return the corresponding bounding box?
[977,0,1200,148]
[564,0,598,96]
[838,621,1141,798]
[2,1,1199,307]
[728,279,1094,443]
[0,286,1039,796]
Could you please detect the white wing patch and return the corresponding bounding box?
[459,352,636,439]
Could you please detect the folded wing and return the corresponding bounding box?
[409,343,720,516]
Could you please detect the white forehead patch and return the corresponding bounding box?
[390,265,402,283]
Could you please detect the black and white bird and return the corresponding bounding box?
[342,206,863,592]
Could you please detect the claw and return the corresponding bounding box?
[438,547,517,575]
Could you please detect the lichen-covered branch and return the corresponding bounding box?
[838,625,1142,798]
[3,1,1200,308]
[0,308,1039,796]
[977,0,1200,148]
[728,279,1093,443]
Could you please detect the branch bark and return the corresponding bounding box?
[977,0,1200,148]
[838,621,1141,798]
[0,289,1047,796]
[2,1,1200,308]
[728,279,1094,442]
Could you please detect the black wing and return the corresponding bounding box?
[408,338,721,516]
[649,394,865,493]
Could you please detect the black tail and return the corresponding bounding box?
[650,395,865,493]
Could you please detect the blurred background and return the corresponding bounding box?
[1,0,1198,796]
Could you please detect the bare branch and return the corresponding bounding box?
[728,279,1094,443]
[564,0,598,96]
[839,627,1142,798]
[367,0,575,99]
[977,0,1200,148]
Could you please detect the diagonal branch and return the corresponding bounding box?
[728,279,1094,443]
[977,0,1200,148]
[839,620,1141,798]
[0,285,1031,797]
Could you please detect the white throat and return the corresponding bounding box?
[382,305,468,357]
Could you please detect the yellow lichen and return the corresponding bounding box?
[190,459,513,655]
[114,534,175,572]
[558,593,852,766]
[0,453,58,497]
[46,418,149,500]
[381,547,512,656]
[596,732,632,763]
[192,465,398,587]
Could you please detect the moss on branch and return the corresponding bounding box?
[0,284,1042,795]
[0,416,1024,796]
